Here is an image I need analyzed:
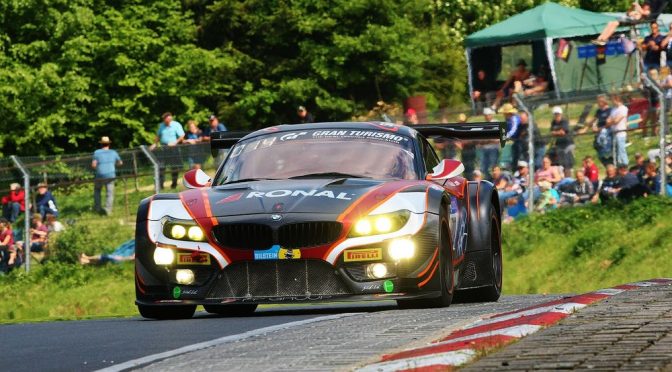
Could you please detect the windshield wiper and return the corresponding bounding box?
[289,172,370,179]
[222,177,279,185]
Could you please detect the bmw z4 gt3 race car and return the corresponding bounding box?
[135,121,505,319]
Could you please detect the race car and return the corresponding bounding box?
[135,121,504,319]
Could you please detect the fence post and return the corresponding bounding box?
[10,156,31,273]
[140,145,161,194]
[514,94,535,212]
[642,73,667,196]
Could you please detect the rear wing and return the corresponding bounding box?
[210,131,252,156]
[413,122,507,147]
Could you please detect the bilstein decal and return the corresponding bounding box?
[246,190,353,200]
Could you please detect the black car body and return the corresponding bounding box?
[135,121,504,319]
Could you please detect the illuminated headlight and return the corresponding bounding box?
[350,210,410,237]
[175,269,195,285]
[388,238,415,260]
[366,263,389,279]
[153,247,175,265]
[163,220,207,242]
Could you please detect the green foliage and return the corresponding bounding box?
[504,197,672,294]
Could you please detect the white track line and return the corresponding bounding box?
[97,312,361,372]
[358,349,477,372]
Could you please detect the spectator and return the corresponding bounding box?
[583,156,600,190]
[592,164,622,203]
[472,70,496,112]
[493,59,530,109]
[35,183,58,218]
[0,218,17,273]
[480,107,501,179]
[643,162,662,195]
[608,95,629,166]
[586,94,613,166]
[404,108,419,125]
[592,1,661,45]
[92,136,122,216]
[642,22,665,72]
[642,68,661,137]
[2,183,25,223]
[491,165,511,189]
[45,213,65,233]
[549,106,574,171]
[521,65,550,97]
[498,161,527,208]
[184,120,204,170]
[500,104,523,168]
[518,111,546,170]
[472,170,483,182]
[629,153,647,182]
[535,181,560,212]
[202,114,228,141]
[460,113,478,179]
[297,106,315,124]
[660,64,672,108]
[80,239,135,266]
[29,214,48,256]
[617,164,647,200]
[560,170,594,206]
[535,156,562,185]
[152,112,185,189]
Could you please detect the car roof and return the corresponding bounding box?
[240,122,419,142]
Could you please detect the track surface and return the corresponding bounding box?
[0,297,556,372]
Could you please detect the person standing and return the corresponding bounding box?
[502,104,522,169]
[184,120,204,170]
[92,136,122,215]
[152,112,185,189]
[201,114,228,141]
[587,95,613,166]
[550,106,574,171]
[479,107,501,179]
[297,106,315,124]
[642,22,665,72]
[607,95,630,166]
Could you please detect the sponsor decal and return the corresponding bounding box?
[254,245,301,260]
[383,280,394,293]
[172,286,181,299]
[246,189,353,200]
[362,283,382,291]
[344,248,383,262]
[312,130,408,144]
[368,122,400,132]
[177,252,211,265]
[216,192,244,204]
[280,132,307,141]
[181,289,198,296]
[270,214,283,221]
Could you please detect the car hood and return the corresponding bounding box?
[181,178,389,218]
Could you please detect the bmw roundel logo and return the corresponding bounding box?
[270,214,283,221]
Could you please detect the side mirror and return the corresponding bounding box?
[183,169,212,189]
[426,159,464,181]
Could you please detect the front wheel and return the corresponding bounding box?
[138,304,196,320]
[203,304,258,316]
[398,213,453,309]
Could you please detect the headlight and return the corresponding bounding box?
[388,238,415,260]
[349,210,410,237]
[163,220,207,242]
[154,247,175,265]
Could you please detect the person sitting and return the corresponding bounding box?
[643,162,662,195]
[535,156,562,186]
[583,156,600,191]
[592,164,622,203]
[29,214,49,259]
[45,213,65,233]
[2,183,25,223]
[520,65,550,97]
[560,170,594,206]
[79,240,135,265]
[535,181,560,212]
[0,218,17,273]
[35,183,58,218]
[629,153,647,182]
[493,59,531,109]
[592,1,665,45]
[617,164,647,200]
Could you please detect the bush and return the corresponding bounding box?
[49,224,111,264]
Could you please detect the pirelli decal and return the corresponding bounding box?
[344,248,382,262]
[177,252,211,265]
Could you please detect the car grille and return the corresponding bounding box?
[212,221,342,250]
[278,222,342,248]
[207,260,352,299]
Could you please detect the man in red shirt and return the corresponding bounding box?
[0,218,17,273]
[1,183,25,223]
[583,156,600,190]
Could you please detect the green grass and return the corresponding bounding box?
[503,197,672,294]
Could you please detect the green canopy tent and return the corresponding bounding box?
[465,2,638,104]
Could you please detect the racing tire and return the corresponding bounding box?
[397,209,454,309]
[203,304,258,316]
[457,205,502,302]
[138,304,196,320]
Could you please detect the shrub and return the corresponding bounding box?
[49,224,111,264]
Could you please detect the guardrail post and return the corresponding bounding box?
[140,145,161,194]
[514,94,535,213]
[10,155,31,273]
[642,73,667,196]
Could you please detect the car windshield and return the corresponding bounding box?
[215,129,418,184]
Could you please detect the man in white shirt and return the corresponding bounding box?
[607,95,629,166]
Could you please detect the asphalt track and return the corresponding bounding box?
[0,297,555,372]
